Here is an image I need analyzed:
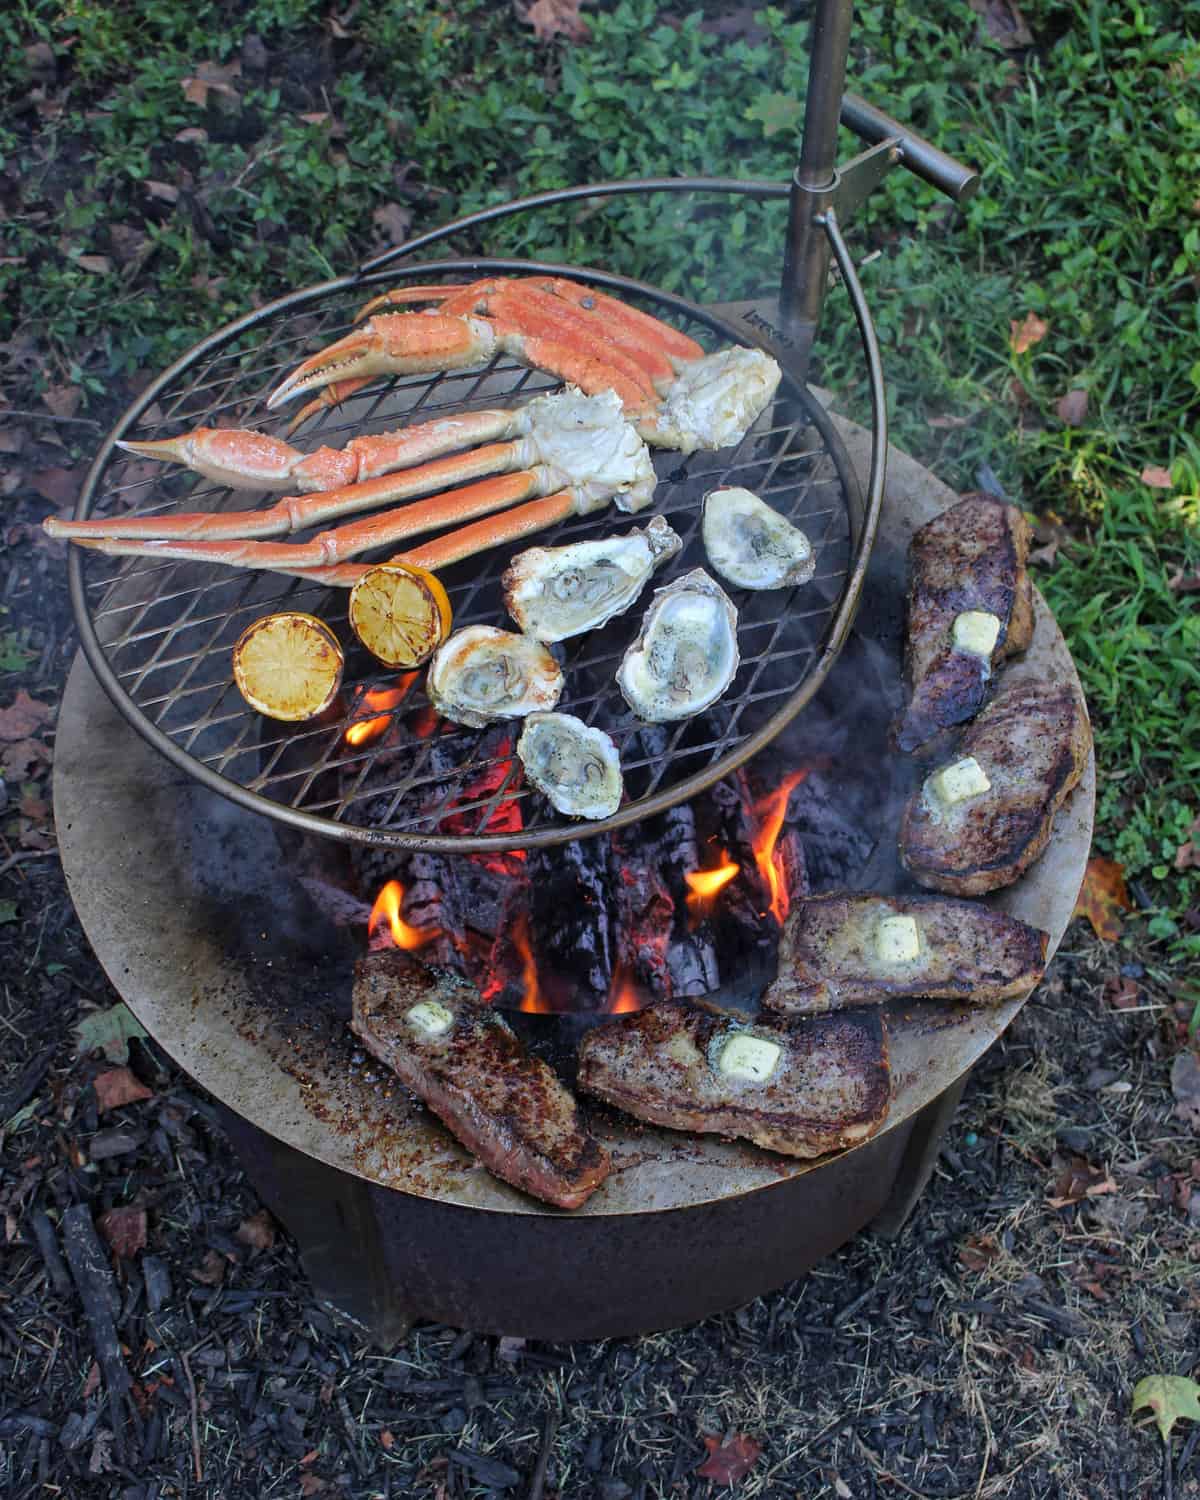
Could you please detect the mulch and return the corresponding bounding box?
[0,325,1197,1500]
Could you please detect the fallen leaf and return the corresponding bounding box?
[93,1066,154,1113]
[1132,1374,1200,1442]
[18,792,49,821]
[0,691,53,742]
[41,384,82,419]
[523,0,590,43]
[145,181,180,205]
[299,1476,327,1497]
[2,738,53,780]
[82,1361,101,1399]
[927,412,971,430]
[1010,313,1048,355]
[299,111,330,126]
[969,0,1033,48]
[744,92,804,138]
[181,60,241,108]
[1140,466,1173,489]
[696,1432,762,1485]
[88,1427,113,1474]
[1173,816,1200,871]
[1102,976,1140,1010]
[1028,540,1059,567]
[24,41,57,78]
[98,1205,147,1259]
[1171,1051,1200,1132]
[1047,1153,1115,1208]
[1073,856,1131,941]
[959,1232,1000,1272]
[76,255,112,275]
[174,126,208,145]
[1055,388,1089,426]
[235,1209,276,1252]
[189,1248,226,1286]
[74,1003,149,1065]
[30,465,82,508]
[372,202,412,247]
[109,224,151,263]
[496,1335,526,1363]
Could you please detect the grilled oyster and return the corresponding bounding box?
[502,516,682,643]
[517,712,623,820]
[702,486,815,590]
[427,625,563,728]
[616,568,739,722]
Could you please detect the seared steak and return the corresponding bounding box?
[762,892,1048,1015]
[895,493,1034,753]
[578,999,891,1159]
[899,672,1091,896]
[351,949,610,1209]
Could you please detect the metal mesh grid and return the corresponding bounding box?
[73,264,859,850]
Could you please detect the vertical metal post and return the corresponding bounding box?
[781,0,854,345]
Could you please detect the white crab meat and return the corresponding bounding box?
[616,568,739,722]
[512,388,657,513]
[427,625,564,728]
[517,712,623,820]
[702,486,815,590]
[650,348,782,454]
[502,515,682,643]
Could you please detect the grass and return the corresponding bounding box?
[1,0,1197,951]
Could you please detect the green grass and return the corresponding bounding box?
[1,0,1197,950]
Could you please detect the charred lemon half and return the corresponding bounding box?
[349,562,452,668]
[232,611,344,721]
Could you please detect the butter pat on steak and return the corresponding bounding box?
[900,671,1091,896]
[762,892,1049,1015]
[351,949,611,1209]
[578,999,891,1159]
[895,493,1034,753]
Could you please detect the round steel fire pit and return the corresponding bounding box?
[54,418,1095,1341]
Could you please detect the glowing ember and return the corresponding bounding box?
[607,958,643,1014]
[684,855,740,921]
[512,911,550,1013]
[345,674,418,747]
[368,879,439,951]
[752,770,809,924]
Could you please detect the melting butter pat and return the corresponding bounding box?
[875,914,921,963]
[406,1000,454,1036]
[717,1033,782,1084]
[952,610,1001,657]
[930,756,991,806]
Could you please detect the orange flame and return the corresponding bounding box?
[345,674,418,747]
[512,911,550,1013]
[752,770,808,925]
[607,957,643,1014]
[368,880,439,951]
[684,855,740,922]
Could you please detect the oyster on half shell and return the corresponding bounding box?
[616,568,739,722]
[517,712,623,820]
[427,626,563,728]
[502,515,683,643]
[702,486,815,591]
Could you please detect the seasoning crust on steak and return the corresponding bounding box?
[895,493,1034,754]
[351,949,611,1209]
[577,999,891,1159]
[899,672,1091,896]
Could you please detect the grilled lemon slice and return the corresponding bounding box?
[349,562,452,668]
[232,612,344,721]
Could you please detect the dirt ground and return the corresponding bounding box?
[0,464,1197,1498]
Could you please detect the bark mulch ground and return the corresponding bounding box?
[1,430,1198,1500]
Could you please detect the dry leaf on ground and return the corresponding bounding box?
[98,1205,148,1259]
[74,1003,149,1065]
[190,1248,227,1286]
[1073,855,1131,941]
[372,202,412,247]
[0,691,53,742]
[30,466,83,508]
[93,1066,153,1113]
[41,384,81,419]
[696,1433,762,1484]
[1009,312,1048,355]
[2,738,53,779]
[958,1232,1000,1272]
[235,1209,276,1252]
[1140,466,1173,489]
[1132,1375,1200,1442]
[1171,1051,1200,1131]
[1173,816,1200,871]
[524,0,590,44]
[969,0,1033,48]
[181,61,242,108]
[1056,389,1089,426]
[1047,1153,1116,1208]
[1102,975,1140,1010]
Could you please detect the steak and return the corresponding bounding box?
[351,949,610,1209]
[761,892,1049,1015]
[577,999,891,1159]
[899,671,1091,896]
[895,493,1034,753]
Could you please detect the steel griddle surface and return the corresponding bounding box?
[68,261,862,852]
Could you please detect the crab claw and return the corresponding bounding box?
[266,313,497,410]
[115,430,325,491]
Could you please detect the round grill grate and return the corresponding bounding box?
[69,259,871,852]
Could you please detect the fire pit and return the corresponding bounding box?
[51,1,1093,1340]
